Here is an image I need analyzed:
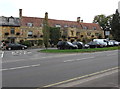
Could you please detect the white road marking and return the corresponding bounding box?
[1,64,40,71]
[2,50,118,63]
[11,51,32,56]
[63,57,95,63]
[107,53,117,56]
[0,51,4,58]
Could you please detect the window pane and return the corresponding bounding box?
[11,28,15,34]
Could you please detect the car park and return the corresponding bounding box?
[6,43,27,50]
[57,41,78,49]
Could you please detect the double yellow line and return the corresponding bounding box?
[37,66,119,88]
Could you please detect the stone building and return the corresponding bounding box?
[0,9,104,45]
[0,16,22,43]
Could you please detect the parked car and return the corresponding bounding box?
[87,41,105,48]
[93,39,107,47]
[57,41,78,49]
[84,44,90,49]
[107,41,114,47]
[72,41,84,49]
[6,43,27,50]
[109,40,120,46]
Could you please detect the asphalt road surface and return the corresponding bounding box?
[1,49,119,88]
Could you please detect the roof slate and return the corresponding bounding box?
[21,16,102,30]
[0,16,20,26]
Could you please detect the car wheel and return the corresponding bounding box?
[22,47,25,50]
[58,47,60,49]
[8,47,11,50]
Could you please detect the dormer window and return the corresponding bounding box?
[64,25,68,27]
[93,27,97,30]
[55,24,61,27]
[27,23,33,27]
[83,26,88,29]
[9,18,14,22]
[71,25,75,28]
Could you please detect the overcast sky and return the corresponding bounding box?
[0,0,119,23]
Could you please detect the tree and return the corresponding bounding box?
[43,12,50,49]
[49,27,61,46]
[93,14,113,39]
[93,14,113,30]
[93,14,107,30]
[111,9,120,41]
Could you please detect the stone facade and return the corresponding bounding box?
[0,16,22,43]
[0,9,105,45]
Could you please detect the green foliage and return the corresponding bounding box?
[43,12,50,49]
[37,40,43,46]
[22,40,32,47]
[40,46,120,53]
[111,9,120,41]
[49,27,61,45]
[93,14,113,30]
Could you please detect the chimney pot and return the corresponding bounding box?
[19,9,22,18]
[81,20,83,23]
[45,12,48,20]
[77,17,80,23]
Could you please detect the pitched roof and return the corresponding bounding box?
[80,23,101,30]
[0,16,20,27]
[21,16,43,27]
[21,16,102,30]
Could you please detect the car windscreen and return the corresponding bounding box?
[57,41,64,45]
[67,42,73,45]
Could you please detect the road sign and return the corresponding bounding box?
[105,31,110,36]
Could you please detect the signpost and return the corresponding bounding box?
[105,31,110,36]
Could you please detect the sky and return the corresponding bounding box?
[0,0,120,23]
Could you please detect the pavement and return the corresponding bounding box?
[1,49,119,88]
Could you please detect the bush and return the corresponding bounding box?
[22,41,32,47]
[37,40,43,46]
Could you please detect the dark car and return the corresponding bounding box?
[6,43,27,50]
[87,41,104,48]
[72,41,84,49]
[57,41,78,49]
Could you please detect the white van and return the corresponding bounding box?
[93,39,108,47]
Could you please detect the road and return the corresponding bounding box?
[1,49,119,88]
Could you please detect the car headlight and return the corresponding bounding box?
[24,46,27,48]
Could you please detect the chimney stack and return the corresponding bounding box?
[19,9,22,18]
[45,12,48,20]
[77,17,80,23]
[81,20,83,23]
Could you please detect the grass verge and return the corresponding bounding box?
[40,46,120,53]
